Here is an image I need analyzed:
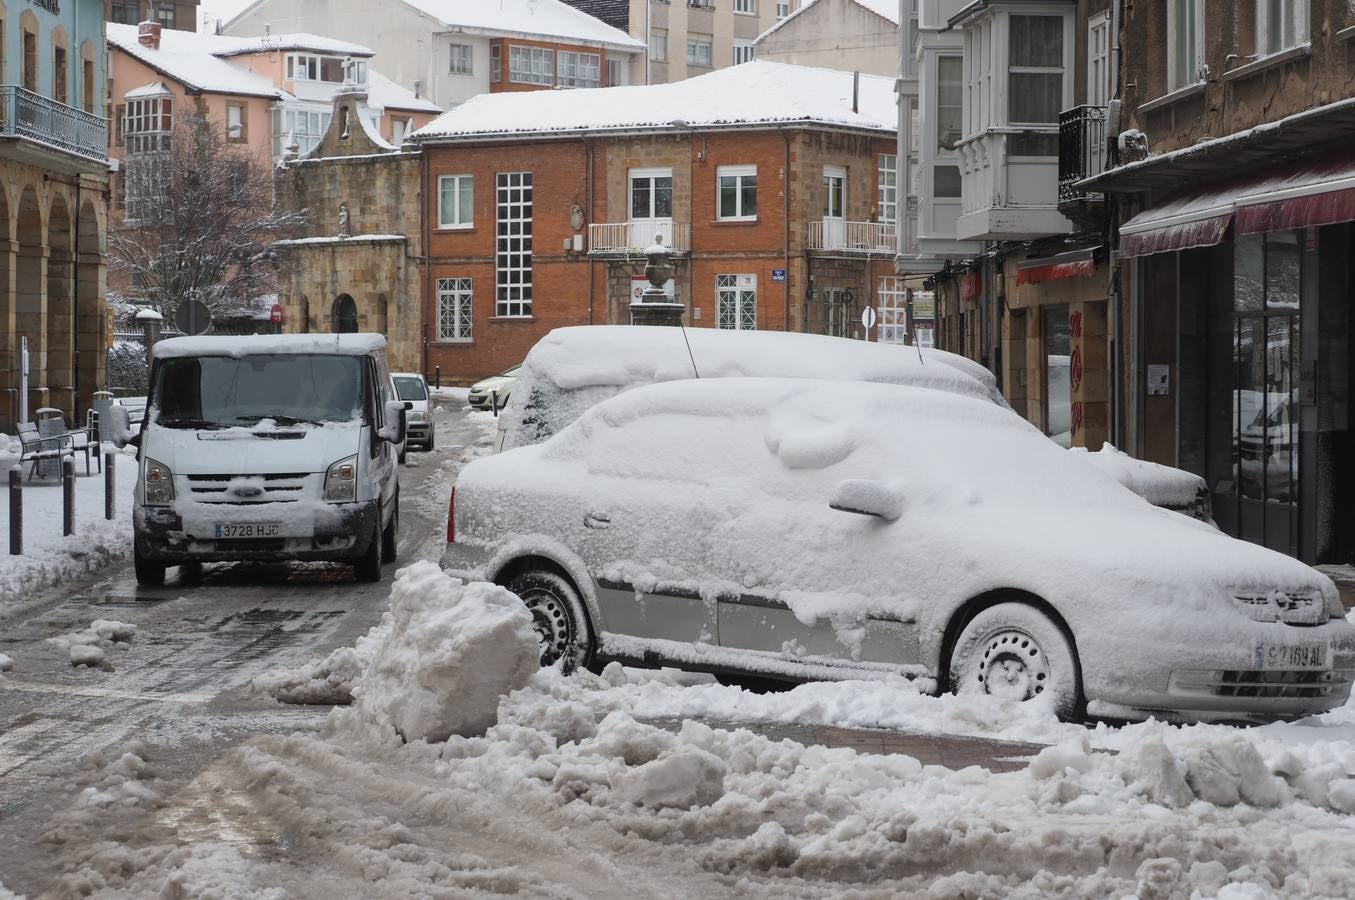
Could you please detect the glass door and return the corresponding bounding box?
[823,166,846,249]
[629,168,673,250]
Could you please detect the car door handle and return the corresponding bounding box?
[583,512,611,529]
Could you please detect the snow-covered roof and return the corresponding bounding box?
[396,0,645,51]
[412,60,897,141]
[210,34,375,58]
[756,0,901,45]
[124,80,174,100]
[366,71,441,114]
[108,23,286,99]
[152,334,388,359]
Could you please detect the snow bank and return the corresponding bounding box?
[334,562,539,742]
[252,615,390,705]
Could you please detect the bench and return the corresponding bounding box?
[17,421,75,481]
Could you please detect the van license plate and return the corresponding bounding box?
[215,522,282,539]
[1254,641,1329,670]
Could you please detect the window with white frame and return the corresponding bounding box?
[491,43,502,82]
[964,19,992,136]
[687,34,713,67]
[717,165,757,220]
[1257,0,1308,56]
[439,175,473,229]
[735,0,756,13]
[716,274,757,330]
[449,42,473,75]
[391,117,412,145]
[1167,0,1203,91]
[1007,14,1064,156]
[273,108,331,156]
[777,0,790,16]
[510,46,554,85]
[1087,11,1110,106]
[123,95,172,152]
[607,58,627,86]
[733,39,755,65]
[558,51,601,88]
[287,54,347,83]
[877,154,897,226]
[437,278,473,341]
[937,55,962,151]
[226,104,245,142]
[651,28,669,62]
[496,172,533,317]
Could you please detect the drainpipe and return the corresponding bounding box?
[586,136,595,324]
[782,129,791,331]
[1108,0,1125,447]
[420,144,431,379]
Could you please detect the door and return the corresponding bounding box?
[1087,12,1111,175]
[629,167,673,250]
[822,166,846,249]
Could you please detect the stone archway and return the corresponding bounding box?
[332,294,358,333]
[14,186,44,418]
[300,295,311,333]
[46,193,74,417]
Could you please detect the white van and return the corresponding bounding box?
[113,334,407,586]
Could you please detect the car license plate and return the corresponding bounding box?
[214,522,282,539]
[1254,641,1329,670]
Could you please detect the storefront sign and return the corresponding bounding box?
[960,272,982,303]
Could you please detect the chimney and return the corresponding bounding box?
[852,70,859,113]
[138,21,163,50]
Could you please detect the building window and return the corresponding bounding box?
[437,278,473,342]
[1257,0,1308,56]
[274,108,331,156]
[1008,14,1063,156]
[934,165,961,198]
[110,1,139,25]
[53,45,67,105]
[286,54,348,83]
[716,274,757,330]
[510,46,554,85]
[83,56,94,113]
[156,4,176,29]
[937,55,962,151]
[558,51,601,88]
[226,103,246,141]
[717,165,757,220]
[392,117,412,144]
[491,43,502,82]
[22,29,35,92]
[449,42,473,75]
[496,172,533,317]
[777,0,790,16]
[687,34,713,67]
[877,154,897,226]
[606,58,627,86]
[651,29,669,63]
[733,40,755,65]
[124,95,173,152]
[689,0,714,7]
[735,0,756,13]
[439,174,473,229]
[1167,0,1203,91]
[1087,11,1110,106]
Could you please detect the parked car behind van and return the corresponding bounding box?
[393,372,433,451]
[112,334,407,586]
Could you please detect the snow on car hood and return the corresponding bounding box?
[143,420,363,475]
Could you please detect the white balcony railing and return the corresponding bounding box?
[588,220,691,254]
[807,219,897,255]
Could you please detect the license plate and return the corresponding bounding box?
[1254,641,1329,670]
[214,522,282,539]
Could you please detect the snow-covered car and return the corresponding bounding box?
[492,326,1214,522]
[468,365,520,412]
[444,377,1355,723]
[393,372,433,451]
[113,334,407,586]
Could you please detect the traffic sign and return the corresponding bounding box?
[861,306,877,331]
[270,303,283,325]
[174,299,212,335]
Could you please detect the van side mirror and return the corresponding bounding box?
[107,404,138,449]
[379,399,407,444]
[829,479,903,521]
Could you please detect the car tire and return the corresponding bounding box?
[354,522,382,583]
[505,569,593,673]
[425,431,435,452]
[947,602,1081,720]
[381,493,399,564]
[134,545,166,588]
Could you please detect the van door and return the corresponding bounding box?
[366,358,397,516]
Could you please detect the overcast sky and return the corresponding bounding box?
[195,0,252,32]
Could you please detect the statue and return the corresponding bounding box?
[338,203,350,237]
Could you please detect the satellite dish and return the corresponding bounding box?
[174,299,212,335]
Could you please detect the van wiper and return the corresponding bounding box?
[235,414,326,427]
[158,417,226,430]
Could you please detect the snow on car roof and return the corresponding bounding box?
[151,333,387,359]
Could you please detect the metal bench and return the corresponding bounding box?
[17,420,74,482]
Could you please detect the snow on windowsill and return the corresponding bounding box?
[272,234,407,246]
[1138,80,1206,115]
[1220,43,1312,83]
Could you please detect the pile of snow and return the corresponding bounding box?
[332,562,539,742]
[49,619,137,669]
[0,652,12,672]
[253,616,389,705]
[1072,442,1207,510]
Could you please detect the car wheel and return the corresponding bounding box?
[947,602,1081,720]
[505,569,592,673]
[354,522,382,583]
[381,492,399,564]
[134,544,166,588]
[425,431,435,452]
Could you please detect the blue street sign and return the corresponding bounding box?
[771,268,787,282]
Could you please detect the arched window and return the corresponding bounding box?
[332,294,358,333]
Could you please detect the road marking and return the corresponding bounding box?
[0,679,214,704]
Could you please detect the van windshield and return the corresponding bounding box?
[393,376,428,401]
[151,354,365,428]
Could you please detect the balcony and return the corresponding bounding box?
[954,129,1073,241]
[1058,105,1110,206]
[0,86,108,171]
[588,220,691,256]
[807,220,896,256]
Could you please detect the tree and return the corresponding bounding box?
[109,114,308,323]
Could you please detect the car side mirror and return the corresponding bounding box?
[107,404,138,449]
[379,399,407,444]
[829,479,903,521]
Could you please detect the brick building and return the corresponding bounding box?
[108,0,201,31]
[409,60,900,383]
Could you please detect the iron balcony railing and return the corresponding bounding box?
[0,85,108,164]
[1058,104,1108,203]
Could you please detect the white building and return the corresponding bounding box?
[753,0,899,77]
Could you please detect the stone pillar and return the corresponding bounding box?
[0,239,18,430]
[75,241,106,417]
[45,245,75,418]
[1070,300,1109,450]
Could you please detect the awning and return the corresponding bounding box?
[1015,247,1099,285]
[1234,155,1355,235]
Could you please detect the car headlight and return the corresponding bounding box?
[324,455,357,502]
[141,457,174,506]
[409,411,428,423]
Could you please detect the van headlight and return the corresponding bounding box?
[324,455,358,502]
[142,458,175,506]
[409,411,428,423]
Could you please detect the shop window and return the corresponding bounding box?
[1044,305,1072,448]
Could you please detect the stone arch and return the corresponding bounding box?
[14,185,43,417]
[45,192,73,415]
[332,293,358,333]
[75,196,102,416]
[376,292,389,335]
[299,295,311,333]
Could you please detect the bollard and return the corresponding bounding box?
[62,458,75,537]
[8,468,20,555]
[105,450,116,521]
[434,366,441,389]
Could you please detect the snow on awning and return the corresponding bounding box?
[1119,190,1234,259]
[1015,248,1098,286]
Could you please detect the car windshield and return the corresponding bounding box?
[151,354,364,428]
[394,376,428,401]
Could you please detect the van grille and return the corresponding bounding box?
[187,473,308,504]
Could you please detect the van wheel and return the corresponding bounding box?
[381,493,399,563]
[425,432,435,452]
[947,602,1081,721]
[134,545,166,588]
[354,522,382,583]
[505,569,592,673]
